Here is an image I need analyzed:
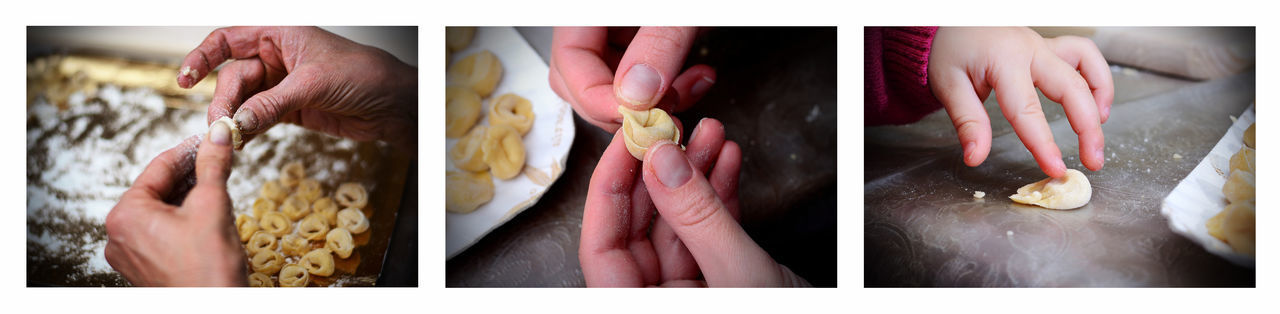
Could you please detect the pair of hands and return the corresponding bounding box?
[552,27,806,287]
[929,27,1114,178]
[105,27,417,286]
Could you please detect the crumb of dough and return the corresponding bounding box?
[1173,153,1182,159]
[213,116,243,150]
[973,191,986,199]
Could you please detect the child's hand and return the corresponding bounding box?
[928,27,1113,178]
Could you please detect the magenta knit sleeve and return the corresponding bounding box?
[865,26,942,126]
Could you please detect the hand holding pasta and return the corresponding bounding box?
[618,107,681,160]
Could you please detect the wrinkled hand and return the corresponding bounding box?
[580,118,808,287]
[549,27,716,132]
[178,26,417,148]
[928,27,1114,178]
[105,123,245,286]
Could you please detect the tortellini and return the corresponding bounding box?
[247,231,277,254]
[298,214,330,241]
[335,182,369,209]
[236,214,259,242]
[248,272,274,287]
[1229,146,1255,174]
[311,197,339,227]
[252,197,276,218]
[618,107,681,160]
[281,194,311,221]
[448,50,503,97]
[278,264,309,287]
[1009,169,1092,210]
[1222,169,1255,204]
[258,212,292,237]
[301,248,336,277]
[482,124,526,180]
[280,234,310,257]
[447,86,483,138]
[260,180,288,203]
[1244,123,1255,149]
[326,228,355,259]
[445,26,476,52]
[251,250,284,275]
[296,179,324,203]
[337,208,370,234]
[280,161,306,188]
[488,93,535,135]
[445,170,494,214]
[450,125,490,172]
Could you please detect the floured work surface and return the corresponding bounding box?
[865,69,1255,286]
[26,56,411,286]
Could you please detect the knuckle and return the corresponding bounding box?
[951,117,985,138]
[671,190,722,229]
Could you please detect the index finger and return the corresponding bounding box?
[551,27,623,131]
[1032,54,1105,171]
[177,26,273,88]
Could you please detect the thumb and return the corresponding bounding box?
[232,75,311,134]
[641,141,781,286]
[613,27,698,110]
[190,120,235,199]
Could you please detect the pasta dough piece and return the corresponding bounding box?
[337,208,370,234]
[482,124,525,179]
[251,250,285,275]
[280,161,306,188]
[296,179,324,203]
[236,214,259,242]
[1222,170,1255,204]
[246,231,277,254]
[311,196,339,227]
[445,26,476,52]
[488,93,535,135]
[446,86,483,138]
[280,234,310,257]
[335,182,369,209]
[248,272,274,287]
[278,264,309,287]
[1009,169,1092,210]
[326,228,355,259]
[450,125,489,172]
[1221,200,1256,255]
[447,50,503,97]
[298,214,330,241]
[252,197,277,218]
[446,170,494,214]
[1229,146,1255,174]
[300,248,336,277]
[212,116,243,150]
[258,212,292,237]
[281,194,312,221]
[1206,210,1227,241]
[260,180,288,203]
[618,107,682,160]
[1243,123,1255,149]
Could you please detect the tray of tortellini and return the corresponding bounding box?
[444,27,576,258]
[1161,104,1255,268]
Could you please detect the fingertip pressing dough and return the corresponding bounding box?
[450,125,490,172]
[326,227,355,259]
[446,86,483,138]
[296,179,324,203]
[311,197,339,227]
[337,207,370,234]
[247,231,278,254]
[212,116,243,150]
[278,264,309,287]
[1009,169,1092,210]
[281,194,312,221]
[1243,123,1255,149]
[618,107,682,160]
[335,182,369,209]
[298,214,330,241]
[1222,170,1255,204]
[446,170,494,214]
[482,124,525,179]
[236,214,260,242]
[258,212,292,237]
[280,161,306,188]
[260,180,288,203]
[250,250,285,274]
[488,93,535,135]
[301,248,336,277]
[445,27,476,52]
[280,234,310,257]
[448,50,503,97]
[252,197,277,218]
[248,272,274,287]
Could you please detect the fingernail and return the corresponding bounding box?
[619,63,661,106]
[691,76,714,97]
[234,110,257,132]
[652,142,691,188]
[963,141,976,164]
[689,118,708,142]
[209,121,231,146]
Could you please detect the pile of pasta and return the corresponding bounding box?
[1207,122,1255,256]
[444,27,536,214]
[235,161,373,287]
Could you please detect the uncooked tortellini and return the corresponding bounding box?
[298,214,330,241]
[280,161,306,188]
[445,26,476,52]
[482,124,526,180]
[445,170,494,214]
[247,231,277,254]
[252,197,277,218]
[1244,123,1255,149]
[236,214,259,242]
[248,272,274,287]
[326,228,355,259]
[301,248,336,277]
[446,86,483,138]
[488,93,535,135]
[618,107,681,160]
[281,194,312,221]
[335,182,369,209]
[450,125,490,172]
[1222,170,1255,204]
[278,264,309,287]
[448,50,503,97]
[1229,146,1255,174]
[251,250,284,275]
[258,212,292,237]
[280,234,310,257]
[260,180,288,203]
[296,179,324,203]
[1008,169,1092,210]
[337,208,370,234]
[311,197,339,227]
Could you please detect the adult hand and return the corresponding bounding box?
[928,27,1113,178]
[580,118,808,287]
[105,122,246,286]
[549,27,716,132]
[178,26,417,149]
